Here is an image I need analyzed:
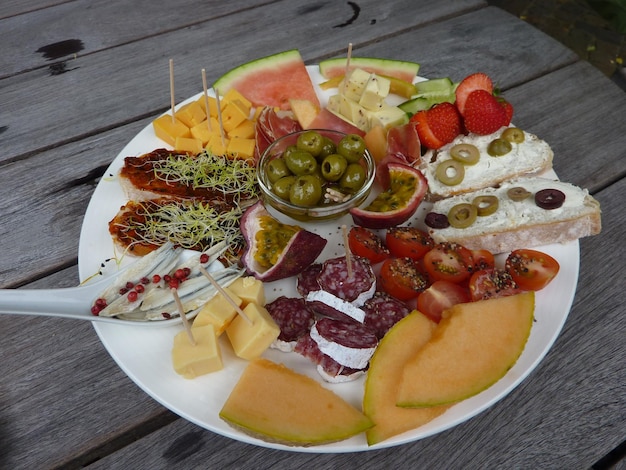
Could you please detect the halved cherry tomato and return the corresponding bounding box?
[385,226,434,260]
[423,242,474,284]
[348,226,390,264]
[379,257,429,301]
[505,249,560,291]
[469,268,523,301]
[471,249,495,271]
[417,280,470,323]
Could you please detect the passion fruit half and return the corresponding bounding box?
[349,163,428,229]
[240,201,327,282]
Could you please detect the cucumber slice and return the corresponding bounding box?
[415,77,455,94]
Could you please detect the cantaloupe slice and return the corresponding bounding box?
[363,311,450,445]
[397,292,535,408]
[220,358,373,446]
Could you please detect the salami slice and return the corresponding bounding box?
[265,296,314,345]
[316,256,376,306]
[362,291,411,339]
[294,334,364,383]
[296,263,322,297]
[305,290,366,323]
[310,317,378,369]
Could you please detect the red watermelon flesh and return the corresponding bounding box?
[212,49,320,111]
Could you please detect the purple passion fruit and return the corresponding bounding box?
[240,201,327,282]
[350,163,428,229]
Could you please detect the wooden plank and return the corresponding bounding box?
[0,0,74,21]
[0,0,274,78]
[0,267,174,469]
[1,0,495,164]
[77,178,626,468]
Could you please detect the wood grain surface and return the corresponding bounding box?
[0,0,624,468]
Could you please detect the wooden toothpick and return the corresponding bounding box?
[200,267,253,325]
[169,59,176,124]
[201,69,213,132]
[214,87,226,146]
[341,225,354,278]
[171,287,195,345]
[345,42,353,74]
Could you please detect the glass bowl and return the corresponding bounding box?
[257,129,375,222]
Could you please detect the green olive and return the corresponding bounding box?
[447,203,478,228]
[337,134,366,163]
[507,186,532,201]
[283,145,299,160]
[289,175,323,207]
[450,143,480,165]
[435,160,465,186]
[272,175,297,201]
[502,127,525,143]
[284,150,318,175]
[339,163,366,191]
[487,138,513,156]
[321,154,348,182]
[266,157,292,184]
[318,137,337,159]
[472,195,499,216]
[296,131,324,157]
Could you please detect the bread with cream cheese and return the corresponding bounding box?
[426,177,601,254]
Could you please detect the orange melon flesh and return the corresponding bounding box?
[220,358,373,446]
[363,311,451,445]
[397,292,535,408]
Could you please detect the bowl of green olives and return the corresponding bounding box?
[257,129,376,221]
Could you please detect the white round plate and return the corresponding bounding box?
[78,65,578,452]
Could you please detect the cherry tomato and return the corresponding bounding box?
[417,280,470,323]
[348,226,390,264]
[423,242,474,284]
[505,249,560,291]
[469,268,523,301]
[471,249,495,271]
[385,226,434,260]
[379,257,429,301]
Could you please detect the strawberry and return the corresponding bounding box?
[498,97,514,126]
[410,110,443,149]
[463,90,507,135]
[455,72,493,116]
[410,103,461,150]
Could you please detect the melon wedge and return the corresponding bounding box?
[319,57,420,83]
[397,292,535,408]
[213,49,320,111]
[363,311,450,445]
[220,358,373,446]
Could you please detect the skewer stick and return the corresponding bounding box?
[169,59,176,124]
[200,267,253,325]
[214,87,226,146]
[345,42,353,74]
[201,69,213,132]
[341,225,354,278]
[171,287,196,345]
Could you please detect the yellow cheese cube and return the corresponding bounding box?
[193,288,243,335]
[227,119,255,139]
[175,101,207,128]
[227,137,255,160]
[206,133,230,156]
[226,303,280,360]
[227,277,265,308]
[190,118,220,145]
[153,114,191,146]
[196,95,220,117]
[172,324,222,379]
[221,101,249,133]
[174,136,204,154]
[222,88,252,111]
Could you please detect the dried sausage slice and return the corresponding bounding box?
[316,256,376,306]
[362,291,411,339]
[266,296,315,345]
[310,317,378,369]
[294,334,365,383]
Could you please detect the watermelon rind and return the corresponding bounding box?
[319,57,420,82]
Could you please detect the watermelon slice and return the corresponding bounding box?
[319,57,420,83]
[212,50,320,111]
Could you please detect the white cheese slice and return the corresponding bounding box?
[305,290,366,323]
[310,323,376,370]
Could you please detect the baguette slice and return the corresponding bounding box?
[421,126,553,201]
[427,177,601,254]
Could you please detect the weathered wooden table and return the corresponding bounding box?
[1,1,624,468]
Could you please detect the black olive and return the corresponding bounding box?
[535,188,566,209]
[425,212,450,229]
